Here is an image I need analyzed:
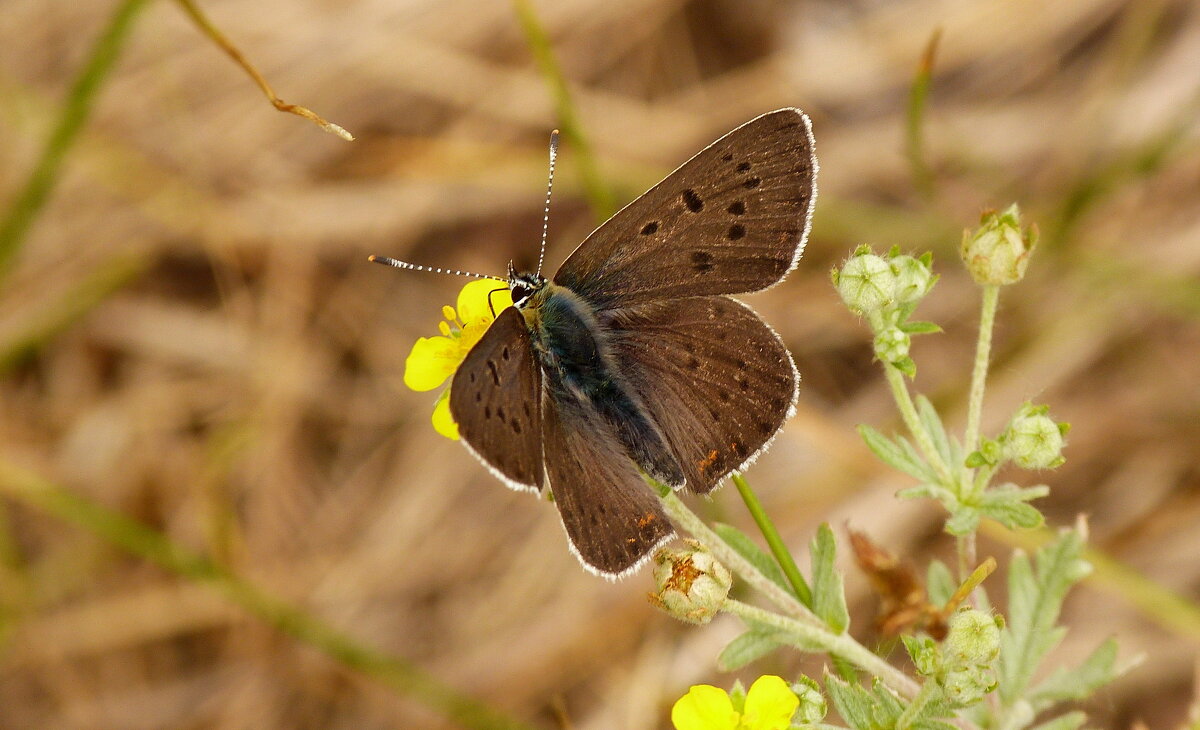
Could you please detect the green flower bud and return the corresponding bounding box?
[940,664,997,707]
[890,254,935,303]
[903,635,941,677]
[873,326,911,363]
[649,540,731,625]
[960,204,1038,286]
[835,252,896,315]
[790,676,827,724]
[1004,404,1066,469]
[945,608,1002,665]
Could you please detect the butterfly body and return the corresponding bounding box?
[447,108,818,578]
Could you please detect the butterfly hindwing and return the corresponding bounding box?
[541,383,675,577]
[449,307,544,492]
[603,296,797,494]
[554,108,816,309]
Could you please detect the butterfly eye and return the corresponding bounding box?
[511,284,531,304]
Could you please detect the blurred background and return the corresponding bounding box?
[1,0,1198,727]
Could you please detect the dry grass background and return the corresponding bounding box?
[0,0,1198,728]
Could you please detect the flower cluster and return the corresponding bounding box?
[672,675,812,730]
[403,280,513,439]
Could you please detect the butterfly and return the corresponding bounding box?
[392,109,816,578]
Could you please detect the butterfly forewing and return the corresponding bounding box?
[554,108,816,310]
[603,296,797,493]
[541,386,675,577]
[449,307,544,492]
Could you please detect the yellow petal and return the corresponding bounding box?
[457,279,512,324]
[431,388,459,440]
[739,676,798,730]
[672,685,739,730]
[404,336,459,391]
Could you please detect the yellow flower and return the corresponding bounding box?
[672,676,799,730]
[404,279,513,439]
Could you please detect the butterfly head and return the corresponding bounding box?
[507,262,547,309]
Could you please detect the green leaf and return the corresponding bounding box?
[868,679,904,725]
[858,425,934,482]
[902,635,938,676]
[713,522,790,593]
[999,530,1090,704]
[945,507,981,535]
[926,560,956,606]
[1028,711,1086,730]
[716,629,787,671]
[811,524,849,632]
[899,320,943,334]
[831,654,859,683]
[895,356,917,378]
[978,484,1049,530]
[824,674,875,730]
[915,395,952,465]
[1028,639,1119,709]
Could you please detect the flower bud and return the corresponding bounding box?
[1004,404,1066,469]
[940,664,997,707]
[834,251,896,315]
[649,540,731,625]
[945,608,1002,665]
[873,326,911,363]
[960,204,1038,286]
[890,254,935,304]
[791,676,827,723]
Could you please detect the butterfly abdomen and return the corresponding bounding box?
[530,285,685,487]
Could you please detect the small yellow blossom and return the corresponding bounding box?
[672,676,799,730]
[404,279,513,439]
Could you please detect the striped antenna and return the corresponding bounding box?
[367,255,504,281]
[535,129,560,277]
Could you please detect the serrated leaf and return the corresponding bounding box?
[897,436,936,480]
[831,654,859,683]
[811,524,850,632]
[717,629,787,671]
[869,679,903,724]
[999,531,1088,703]
[900,320,942,334]
[858,425,934,482]
[713,522,791,594]
[824,674,875,730]
[915,395,952,465]
[926,560,956,606]
[1028,639,1118,709]
[1028,711,1086,730]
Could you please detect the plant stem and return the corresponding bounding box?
[511,0,617,221]
[724,599,920,699]
[0,0,153,284]
[0,459,537,730]
[731,473,813,607]
[895,679,940,730]
[882,363,954,485]
[657,489,821,627]
[963,284,1000,461]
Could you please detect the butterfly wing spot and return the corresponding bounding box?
[736,376,750,392]
[757,420,774,436]
[743,176,762,189]
[708,408,722,423]
[511,419,522,434]
[486,360,501,385]
[474,391,482,403]
[717,389,731,403]
[720,151,734,162]
[727,224,746,241]
[736,161,751,172]
[637,512,657,528]
[501,346,510,361]
[496,406,506,421]
[731,440,748,458]
[681,188,705,213]
[686,356,701,370]
[641,221,660,235]
[735,359,747,370]
[484,405,492,419]
[698,449,719,472]
[727,201,746,216]
[690,251,715,273]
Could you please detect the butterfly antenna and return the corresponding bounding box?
[367,255,504,281]
[535,129,559,277]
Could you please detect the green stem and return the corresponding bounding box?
[656,488,821,626]
[731,473,813,608]
[882,363,954,485]
[963,285,1000,461]
[511,0,617,221]
[0,459,537,730]
[0,0,153,284]
[723,599,920,699]
[896,679,940,730]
